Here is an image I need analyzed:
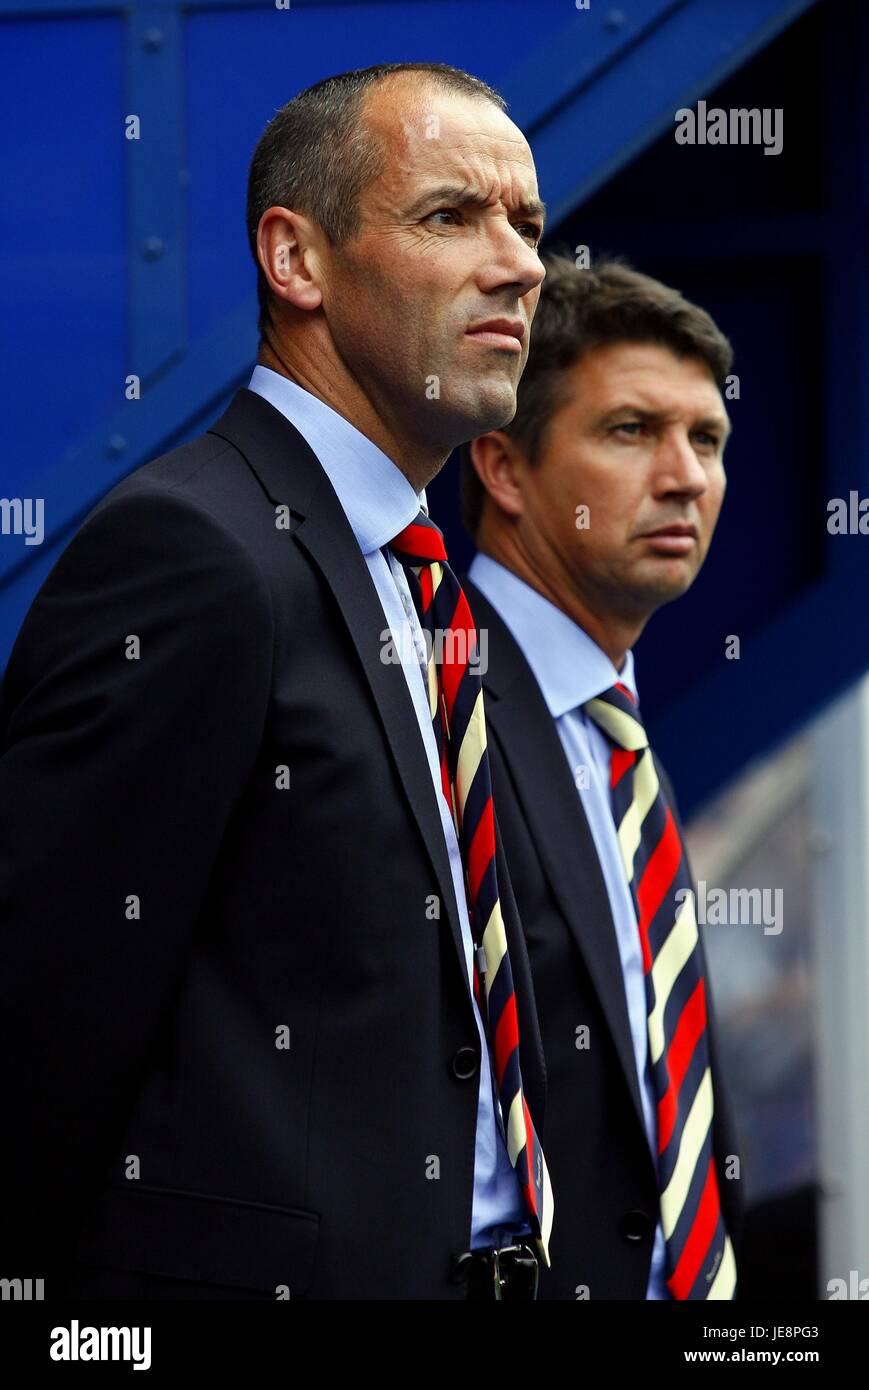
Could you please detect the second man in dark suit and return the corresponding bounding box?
[461,254,742,1299]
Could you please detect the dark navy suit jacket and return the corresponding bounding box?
[0,389,547,1300]
[462,575,743,1300]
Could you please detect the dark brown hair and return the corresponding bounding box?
[459,253,734,539]
[246,63,507,337]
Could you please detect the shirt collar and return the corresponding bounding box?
[248,365,426,553]
[467,552,638,717]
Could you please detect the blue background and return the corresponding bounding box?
[1,0,866,815]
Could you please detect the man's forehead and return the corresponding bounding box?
[579,343,725,406]
[367,79,535,170]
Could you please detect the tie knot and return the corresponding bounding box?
[583,682,648,751]
[388,510,448,568]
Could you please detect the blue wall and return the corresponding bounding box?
[2,0,864,814]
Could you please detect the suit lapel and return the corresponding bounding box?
[464,576,649,1141]
[207,389,471,996]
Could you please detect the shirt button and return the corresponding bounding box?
[618,1209,654,1243]
[450,1046,480,1081]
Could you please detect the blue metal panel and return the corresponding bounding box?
[126,3,187,375]
[0,300,255,644]
[4,0,864,826]
[0,13,126,499]
[509,0,819,224]
[819,0,869,562]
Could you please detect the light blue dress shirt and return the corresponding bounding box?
[247,366,529,1248]
[467,552,669,1298]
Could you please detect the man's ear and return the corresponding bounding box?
[257,207,324,314]
[470,431,525,521]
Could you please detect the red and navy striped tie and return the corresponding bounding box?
[583,682,736,1299]
[388,510,553,1265]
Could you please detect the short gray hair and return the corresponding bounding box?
[246,63,507,336]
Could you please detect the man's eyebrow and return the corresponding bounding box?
[705,412,732,441]
[693,410,732,440]
[403,183,547,225]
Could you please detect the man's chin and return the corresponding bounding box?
[453,385,519,442]
[634,562,697,607]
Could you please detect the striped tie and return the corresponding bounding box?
[388,511,553,1266]
[583,682,736,1300]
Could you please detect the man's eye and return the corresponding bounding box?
[614,421,643,436]
[693,432,720,448]
[426,210,542,244]
[515,223,543,245]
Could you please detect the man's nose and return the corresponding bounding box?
[653,430,709,495]
[479,220,545,297]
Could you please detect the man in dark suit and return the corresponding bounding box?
[460,254,743,1299]
[0,62,553,1300]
